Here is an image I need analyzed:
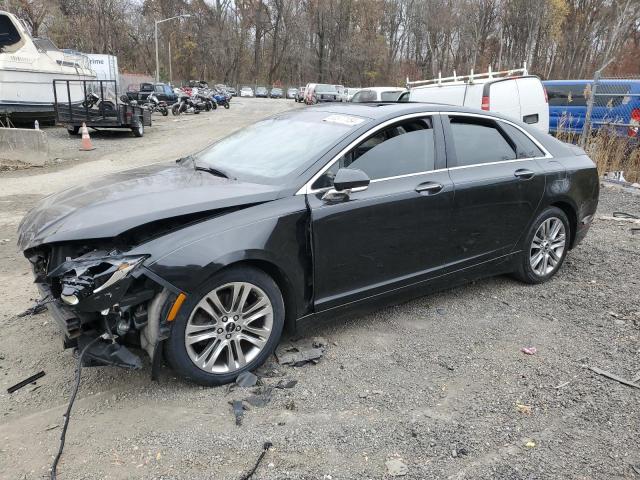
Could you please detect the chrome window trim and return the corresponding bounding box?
[296,110,553,195]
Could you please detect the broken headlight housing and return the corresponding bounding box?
[53,254,148,308]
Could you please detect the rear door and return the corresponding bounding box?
[308,115,454,310]
[443,114,547,267]
[516,77,549,133]
[488,80,521,124]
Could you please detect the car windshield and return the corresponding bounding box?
[315,84,337,93]
[194,110,368,184]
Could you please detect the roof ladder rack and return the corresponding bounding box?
[406,62,528,88]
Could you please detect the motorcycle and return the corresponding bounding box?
[82,92,116,115]
[212,90,230,109]
[171,94,202,115]
[144,93,169,116]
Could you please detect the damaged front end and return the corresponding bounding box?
[27,244,178,374]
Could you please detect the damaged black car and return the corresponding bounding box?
[18,104,599,386]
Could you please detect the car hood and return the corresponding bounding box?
[17,162,281,250]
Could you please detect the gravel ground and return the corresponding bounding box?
[0,100,639,479]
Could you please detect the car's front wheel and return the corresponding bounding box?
[514,206,570,284]
[164,266,284,386]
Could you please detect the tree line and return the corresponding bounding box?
[7,0,640,87]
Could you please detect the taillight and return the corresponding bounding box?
[628,108,640,137]
[543,87,548,103]
[481,96,490,111]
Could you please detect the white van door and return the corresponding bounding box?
[488,80,521,123]
[409,84,467,105]
[516,77,549,133]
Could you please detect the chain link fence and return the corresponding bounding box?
[550,62,640,183]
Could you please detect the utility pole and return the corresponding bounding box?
[155,14,192,83]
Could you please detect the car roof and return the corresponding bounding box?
[302,102,492,121]
[359,86,406,92]
[543,79,640,85]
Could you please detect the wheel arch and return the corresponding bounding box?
[549,200,577,249]
[216,258,300,334]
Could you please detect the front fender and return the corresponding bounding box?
[135,196,311,319]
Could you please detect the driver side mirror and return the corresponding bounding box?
[322,168,370,202]
[333,168,370,191]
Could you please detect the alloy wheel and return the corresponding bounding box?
[184,282,274,374]
[530,217,566,276]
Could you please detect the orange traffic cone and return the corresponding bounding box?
[79,123,95,151]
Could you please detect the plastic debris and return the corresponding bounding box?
[385,458,408,477]
[525,440,536,448]
[276,337,327,366]
[232,400,245,426]
[521,346,537,355]
[7,371,45,394]
[236,371,258,388]
[275,379,298,389]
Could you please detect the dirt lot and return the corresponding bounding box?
[0,99,639,480]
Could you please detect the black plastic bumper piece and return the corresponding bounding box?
[77,335,143,369]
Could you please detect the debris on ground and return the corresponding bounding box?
[589,366,640,390]
[274,379,297,389]
[254,359,283,378]
[276,337,327,366]
[16,297,50,318]
[525,440,536,448]
[516,403,533,415]
[521,346,537,355]
[7,370,45,394]
[244,386,273,408]
[385,457,408,477]
[236,371,258,388]
[232,400,245,426]
[284,399,296,411]
[239,442,273,480]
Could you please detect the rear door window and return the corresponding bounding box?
[448,116,516,167]
[313,117,436,188]
[499,122,545,158]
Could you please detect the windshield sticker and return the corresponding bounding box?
[322,114,365,126]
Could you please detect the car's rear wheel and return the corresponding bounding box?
[164,266,284,386]
[514,207,570,284]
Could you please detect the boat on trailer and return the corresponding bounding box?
[0,10,96,124]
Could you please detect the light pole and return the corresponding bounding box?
[155,14,191,83]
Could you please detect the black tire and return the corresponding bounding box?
[164,265,285,386]
[513,206,570,284]
[172,104,181,116]
[131,121,144,137]
[223,102,230,109]
[67,126,80,135]
[161,108,168,117]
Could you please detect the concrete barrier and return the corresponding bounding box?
[0,127,50,167]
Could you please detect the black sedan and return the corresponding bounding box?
[18,104,599,386]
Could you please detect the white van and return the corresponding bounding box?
[407,66,549,133]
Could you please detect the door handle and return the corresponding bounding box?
[415,182,443,194]
[514,169,535,180]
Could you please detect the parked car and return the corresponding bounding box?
[306,83,339,103]
[408,67,549,133]
[350,87,406,103]
[295,86,306,103]
[335,85,347,102]
[18,103,598,386]
[227,87,237,96]
[240,86,254,97]
[286,88,298,99]
[345,88,361,102]
[255,86,268,98]
[269,87,284,98]
[543,79,640,138]
[126,82,177,104]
